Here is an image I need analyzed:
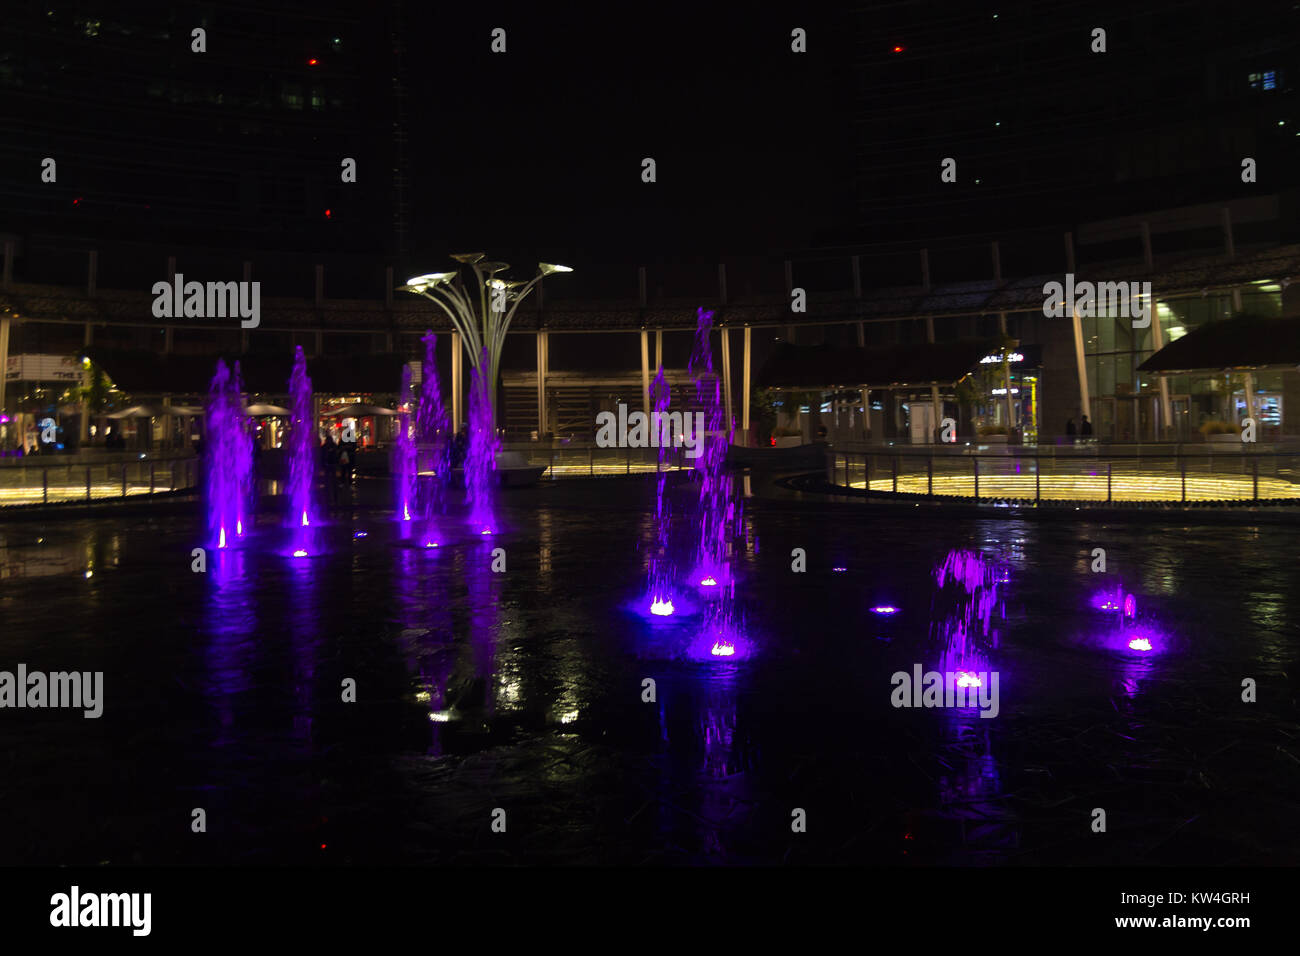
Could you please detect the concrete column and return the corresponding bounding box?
[536,330,548,438]
[741,325,752,447]
[1243,371,1256,427]
[87,250,97,298]
[0,316,11,420]
[720,326,733,434]
[926,314,941,440]
[784,260,794,342]
[1222,208,1243,312]
[640,329,651,417]
[451,331,463,431]
[855,322,869,440]
[654,330,663,371]
[81,324,93,442]
[1071,306,1091,421]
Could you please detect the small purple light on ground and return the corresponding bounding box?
[832,566,847,572]
[353,531,367,538]
[650,599,674,616]
[700,576,718,587]
[871,605,899,615]
[424,540,439,549]
[956,671,982,688]
[710,641,735,657]
[1124,593,1137,618]
[1128,636,1152,652]
[218,527,227,549]
[480,528,493,536]
[293,549,308,558]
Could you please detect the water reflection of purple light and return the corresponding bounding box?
[650,599,674,616]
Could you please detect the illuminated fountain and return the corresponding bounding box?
[465,347,499,536]
[415,331,449,549]
[687,307,746,657]
[930,549,1005,684]
[394,365,416,524]
[204,359,251,549]
[646,367,675,616]
[690,307,735,590]
[286,346,315,556]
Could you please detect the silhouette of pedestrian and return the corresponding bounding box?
[322,435,340,509]
[1080,414,1093,438]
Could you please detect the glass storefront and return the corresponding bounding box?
[1083,286,1284,440]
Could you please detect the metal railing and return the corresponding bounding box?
[826,446,1300,505]
[0,454,198,507]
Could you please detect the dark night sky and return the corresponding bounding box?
[402,4,857,266]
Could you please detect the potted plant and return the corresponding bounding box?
[1200,420,1241,444]
[977,423,1009,445]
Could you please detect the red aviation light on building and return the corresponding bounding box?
[308,57,318,66]
[892,44,905,53]
[324,209,331,218]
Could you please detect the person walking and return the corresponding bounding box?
[321,434,340,509]
[1080,414,1093,439]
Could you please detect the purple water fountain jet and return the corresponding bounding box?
[228,360,253,539]
[415,331,450,548]
[286,346,315,555]
[465,348,499,536]
[687,308,746,656]
[646,367,675,615]
[394,365,416,523]
[204,359,251,548]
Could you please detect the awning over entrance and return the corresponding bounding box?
[756,338,1002,390]
[1138,314,1300,374]
[82,348,409,396]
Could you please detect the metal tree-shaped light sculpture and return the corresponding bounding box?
[398,254,572,430]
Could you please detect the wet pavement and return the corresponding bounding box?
[1,473,1297,865]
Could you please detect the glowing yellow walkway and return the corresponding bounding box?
[853,473,1298,501]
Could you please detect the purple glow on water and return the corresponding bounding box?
[833,566,847,572]
[710,642,735,657]
[1124,593,1136,618]
[871,605,899,615]
[204,359,252,549]
[394,365,416,522]
[700,576,718,587]
[287,346,315,554]
[465,349,499,536]
[1128,637,1152,652]
[650,599,674,616]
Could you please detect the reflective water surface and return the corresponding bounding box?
[1,476,1297,865]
